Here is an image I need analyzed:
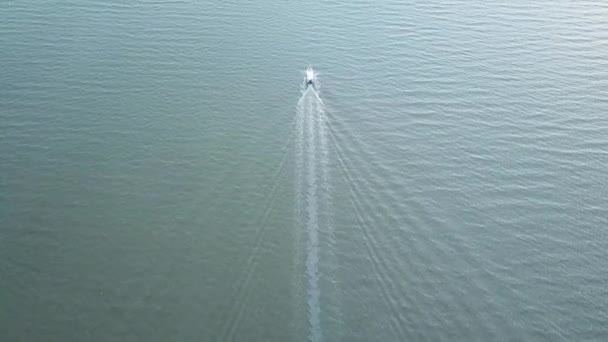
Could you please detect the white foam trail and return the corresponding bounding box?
[307,89,322,342]
[294,89,306,332]
[295,86,323,342]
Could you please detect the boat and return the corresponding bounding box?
[305,66,315,87]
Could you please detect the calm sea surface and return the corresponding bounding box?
[2,1,608,341]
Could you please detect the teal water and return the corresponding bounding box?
[2,0,608,340]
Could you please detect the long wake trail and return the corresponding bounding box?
[296,86,328,342]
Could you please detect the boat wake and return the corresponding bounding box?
[295,84,332,342]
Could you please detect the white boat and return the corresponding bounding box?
[305,66,315,87]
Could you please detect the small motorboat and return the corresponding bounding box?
[305,66,315,87]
